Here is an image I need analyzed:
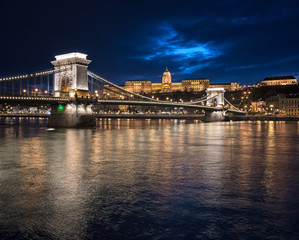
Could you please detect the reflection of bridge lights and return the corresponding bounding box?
[78,105,85,113]
[58,104,64,111]
[86,105,92,114]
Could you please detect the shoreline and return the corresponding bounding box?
[1,113,299,121]
[225,115,299,121]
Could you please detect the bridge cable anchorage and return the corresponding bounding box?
[88,71,169,102]
[224,97,240,110]
[0,66,72,82]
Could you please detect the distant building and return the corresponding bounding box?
[125,80,151,93]
[209,82,239,91]
[266,96,280,113]
[151,83,162,93]
[171,83,181,92]
[251,101,266,112]
[261,76,297,86]
[181,79,210,92]
[279,96,299,115]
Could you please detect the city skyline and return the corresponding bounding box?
[1,0,299,85]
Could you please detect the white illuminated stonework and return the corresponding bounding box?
[206,88,225,107]
[162,67,172,92]
[51,52,91,98]
[55,52,87,61]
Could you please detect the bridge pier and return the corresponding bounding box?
[48,103,95,128]
[203,111,226,122]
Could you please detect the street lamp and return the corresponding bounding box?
[23,89,26,96]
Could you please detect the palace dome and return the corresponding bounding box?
[163,67,171,77]
[162,67,172,84]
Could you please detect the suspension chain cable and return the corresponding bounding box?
[88,71,163,102]
[224,97,239,110]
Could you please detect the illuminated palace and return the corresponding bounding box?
[261,76,298,86]
[122,68,239,94]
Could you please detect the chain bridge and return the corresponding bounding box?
[0,52,245,127]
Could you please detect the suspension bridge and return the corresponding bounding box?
[0,52,245,127]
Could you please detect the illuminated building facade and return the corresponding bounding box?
[279,96,299,115]
[251,101,266,112]
[208,82,239,91]
[121,68,239,95]
[124,68,211,93]
[181,79,210,92]
[261,76,297,86]
[125,80,151,93]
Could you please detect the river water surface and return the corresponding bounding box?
[0,118,299,239]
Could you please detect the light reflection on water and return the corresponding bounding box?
[0,118,299,239]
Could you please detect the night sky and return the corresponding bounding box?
[1,0,299,85]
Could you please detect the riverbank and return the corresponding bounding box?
[93,113,205,120]
[0,113,49,118]
[1,113,299,121]
[225,115,299,121]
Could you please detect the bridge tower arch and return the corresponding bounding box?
[206,88,226,107]
[51,52,91,98]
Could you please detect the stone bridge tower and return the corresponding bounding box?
[51,52,91,98]
[206,88,226,107]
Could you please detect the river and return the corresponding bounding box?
[0,118,299,239]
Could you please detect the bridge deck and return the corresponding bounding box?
[0,95,245,114]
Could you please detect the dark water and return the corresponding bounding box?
[0,118,299,240]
